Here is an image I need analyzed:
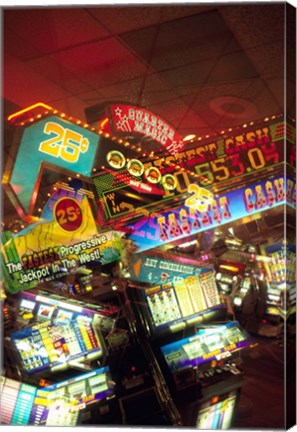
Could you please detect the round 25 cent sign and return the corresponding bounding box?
[54,197,83,232]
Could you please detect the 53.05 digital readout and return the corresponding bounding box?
[193,141,279,186]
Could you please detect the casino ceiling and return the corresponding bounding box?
[2,3,296,244]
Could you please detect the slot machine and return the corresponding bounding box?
[158,321,252,427]
[128,263,254,427]
[2,288,119,426]
[195,389,240,429]
[7,285,175,426]
[215,260,245,297]
[0,367,114,426]
[132,268,225,340]
[252,242,296,337]
[234,242,296,338]
[265,242,296,320]
[6,289,113,377]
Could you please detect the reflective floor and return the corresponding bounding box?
[234,331,295,429]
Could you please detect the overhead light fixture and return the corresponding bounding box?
[183,134,196,142]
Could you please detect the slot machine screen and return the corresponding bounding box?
[29,367,113,425]
[88,372,109,394]
[55,309,73,323]
[0,377,37,425]
[161,321,250,372]
[145,285,182,328]
[19,298,36,321]
[144,270,222,330]
[45,397,79,426]
[195,390,239,429]
[37,304,55,321]
[67,380,88,401]
[11,314,104,374]
[266,242,296,285]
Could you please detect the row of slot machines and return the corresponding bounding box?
[2,267,254,428]
[128,267,254,428]
[214,242,296,338]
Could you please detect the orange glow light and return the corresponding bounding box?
[211,396,219,405]
[100,117,109,128]
[219,264,239,273]
[7,102,53,122]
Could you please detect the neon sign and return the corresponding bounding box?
[144,120,294,187]
[1,184,124,294]
[127,175,295,253]
[93,120,293,226]
[3,115,99,218]
[103,103,185,155]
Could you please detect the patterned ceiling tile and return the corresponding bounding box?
[88,5,209,34]
[3,54,70,108]
[52,38,149,89]
[120,10,242,73]
[4,27,41,60]
[244,42,284,79]
[27,56,94,95]
[4,8,110,55]
[145,97,190,126]
[221,4,285,50]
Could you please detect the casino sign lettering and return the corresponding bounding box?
[108,104,184,155]
[145,124,283,187]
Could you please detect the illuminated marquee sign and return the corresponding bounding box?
[1,185,124,294]
[146,120,295,188]
[127,175,295,253]
[3,112,99,218]
[129,254,203,284]
[93,120,294,226]
[102,103,185,155]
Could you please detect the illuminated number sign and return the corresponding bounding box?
[127,175,295,253]
[4,115,99,217]
[38,121,90,162]
[185,184,214,212]
[54,197,83,232]
[93,121,294,226]
[147,121,294,188]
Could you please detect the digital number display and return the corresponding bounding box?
[93,121,291,225]
[193,144,279,186]
[153,124,285,187]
